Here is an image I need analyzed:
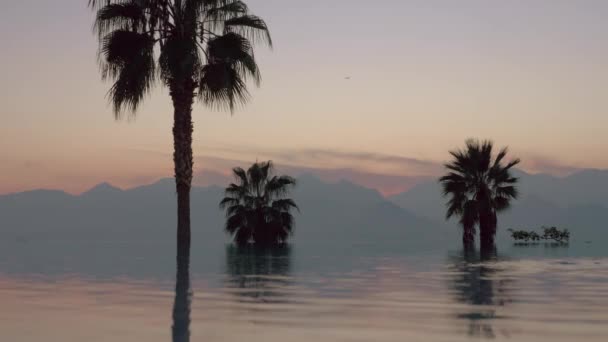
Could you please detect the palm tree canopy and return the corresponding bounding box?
[439,139,520,225]
[89,0,272,116]
[220,161,298,246]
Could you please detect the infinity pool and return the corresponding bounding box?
[1,242,606,341]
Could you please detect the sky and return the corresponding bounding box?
[1,0,608,195]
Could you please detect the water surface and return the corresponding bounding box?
[1,242,607,341]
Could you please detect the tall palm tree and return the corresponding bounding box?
[220,161,298,247]
[88,0,271,248]
[439,139,520,249]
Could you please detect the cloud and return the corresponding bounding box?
[194,165,431,197]
[271,148,442,175]
[3,145,591,196]
[191,146,596,194]
[519,155,583,177]
[193,145,444,178]
[192,150,438,196]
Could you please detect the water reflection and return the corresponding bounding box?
[224,245,292,303]
[172,245,191,342]
[448,248,512,339]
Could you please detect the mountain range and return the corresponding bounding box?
[1,169,607,250]
[0,175,451,250]
[390,169,608,242]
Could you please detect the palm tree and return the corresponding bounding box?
[220,161,298,247]
[439,139,520,249]
[88,0,271,248]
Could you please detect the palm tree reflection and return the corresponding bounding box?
[448,247,511,339]
[172,244,191,342]
[224,245,292,303]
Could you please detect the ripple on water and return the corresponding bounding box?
[1,256,608,341]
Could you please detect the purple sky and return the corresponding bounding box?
[1,0,608,194]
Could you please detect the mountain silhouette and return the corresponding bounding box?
[389,169,608,242]
[0,175,445,251]
[2,171,608,279]
[3,169,607,250]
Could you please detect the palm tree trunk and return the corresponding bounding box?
[479,210,497,251]
[463,224,475,249]
[171,79,196,248]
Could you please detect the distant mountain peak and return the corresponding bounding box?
[193,170,232,187]
[295,173,322,182]
[155,178,175,186]
[569,168,607,178]
[81,182,122,196]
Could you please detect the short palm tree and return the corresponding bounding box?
[220,161,298,247]
[88,0,271,248]
[439,139,520,249]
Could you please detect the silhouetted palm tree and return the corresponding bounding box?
[220,161,298,246]
[439,139,520,249]
[89,0,271,248]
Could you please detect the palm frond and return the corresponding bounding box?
[259,160,273,181]
[94,3,145,37]
[88,0,117,10]
[265,175,296,199]
[479,140,494,173]
[493,196,512,212]
[224,203,246,218]
[205,32,262,89]
[219,196,240,210]
[441,180,467,199]
[224,15,272,47]
[206,0,249,19]
[495,185,518,199]
[271,199,299,212]
[246,161,270,192]
[504,158,521,171]
[225,183,246,196]
[232,167,248,184]
[446,194,466,219]
[198,62,250,111]
[101,30,156,115]
[492,147,508,169]
[225,211,245,234]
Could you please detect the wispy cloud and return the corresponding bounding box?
[187,146,594,194]
[272,148,442,175]
[193,163,433,196]
[191,148,441,196]
[1,145,595,196]
[193,145,444,177]
[520,155,583,177]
